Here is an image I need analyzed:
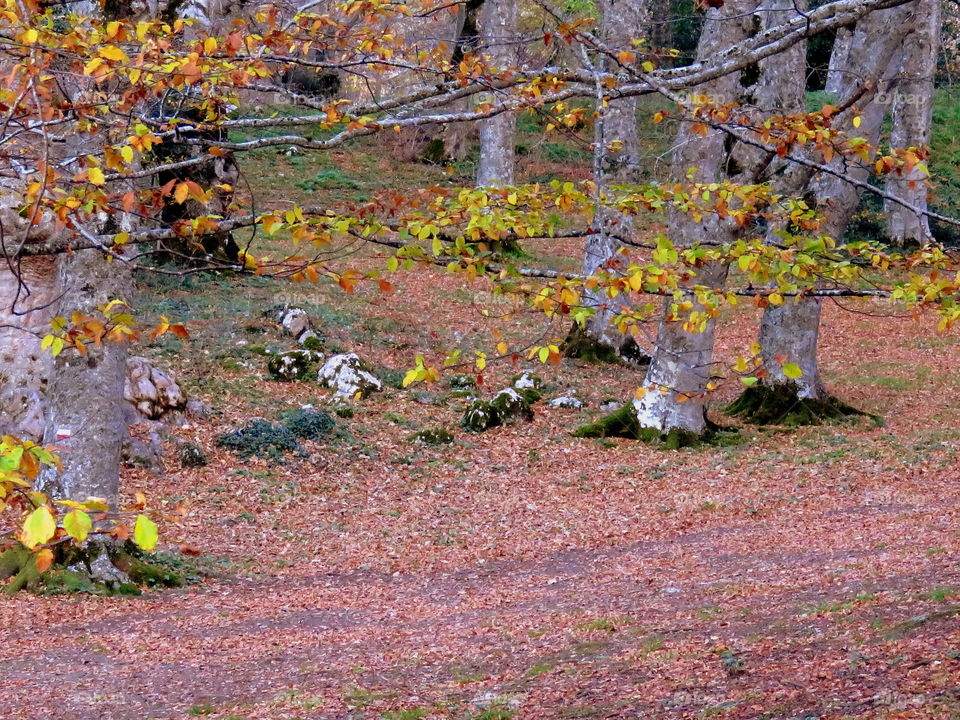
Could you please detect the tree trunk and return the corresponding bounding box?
[36,252,132,508]
[476,0,518,188]
[0,186,66,441]
[28,0,159,506]
[632,0,758,439]
[0,256,58,442]
[825,27,852,95]
[885,0,940,245]
[734,3,914,422]
[579,0,649,359]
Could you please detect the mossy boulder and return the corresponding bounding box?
[318,354,383,399]
[548,393,585,409]
[511,371,544,403]
[448,374,478,391]
[267,350,323,382]
[462,400,497,432]
[408,427,455,445]
[491,388,535,422]
[177,442,208,468]
[462,388,534,432]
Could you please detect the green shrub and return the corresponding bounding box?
[215,420,303,459]
[282,408,336,440]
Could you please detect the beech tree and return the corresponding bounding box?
[575,0,650,361]
[884,0,939,245]
[731,0,932,423]
[476,0,519,187]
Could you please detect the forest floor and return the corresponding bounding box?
[1,265,959,720]
[3,95,960,719]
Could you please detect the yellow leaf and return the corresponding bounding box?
[768,292,784,306]
[496,341,508,356]
[853,115,862,128]
[84,57,104,76]
[174,182,190,205]
[62,509,92,543]
[88,167,106,186]
[21,506,56,549]
[22,28,39,45]
[204,37,218,54]
[99,45,129,63]
[133,514,158,552]
[782,363,803,379]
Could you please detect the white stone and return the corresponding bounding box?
[318,353,382,399]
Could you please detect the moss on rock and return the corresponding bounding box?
[2,542,196,596]
[461,388,534,433]
[511,371,544,403]
[267,350,322,382]
[408,427,455,445]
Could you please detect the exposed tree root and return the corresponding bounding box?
[0,541,190,596]
[725,383,876,426]
[572,403,738,449]
[561,324,650,367]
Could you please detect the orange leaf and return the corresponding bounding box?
[35,548,54,573]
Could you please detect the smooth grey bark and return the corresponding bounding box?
[884,0,940,245]
[36,252,132,508]
[476,0,518,187]
[633,0,758,435]
[0,188,65,441]
[582,0,648,352]
[756,3,913,398]
[825,27,852,95]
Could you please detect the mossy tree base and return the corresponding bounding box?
[561,324,650,367]
[0,541,190,596]
[572,403,735,449]
[725,383,874,426]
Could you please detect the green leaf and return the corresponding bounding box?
[739,376,760,386]
[782,363,803,379]
[133,514,158,552]
[63,509,92,543]
[22,506,56,549]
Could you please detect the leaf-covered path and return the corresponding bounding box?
[3,490,959,719]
